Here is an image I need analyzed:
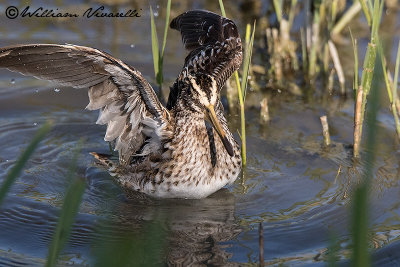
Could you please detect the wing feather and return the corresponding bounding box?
[169,10,242,108]
[0,44,172,165]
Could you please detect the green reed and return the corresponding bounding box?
[150,0,171,100]
[219,0,256,168]
[0,121,52,206]
[351,51,383,267]
[94,218,167,267]
[272,0,283,22]
[327,233,340,266]
[353,0,383,158]
[350,29,359,96]
[392,41,400,137]
[377,39,400,138]
[308,0,321,78]
[331,2,362,36]
[45,140,85,267]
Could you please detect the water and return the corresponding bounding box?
[0,0,400,266]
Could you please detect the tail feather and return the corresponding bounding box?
[90,152,118,175]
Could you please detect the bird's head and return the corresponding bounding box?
[184,73,234,156]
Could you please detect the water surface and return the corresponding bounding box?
[0,0,400,266]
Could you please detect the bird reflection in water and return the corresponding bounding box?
[92,189,240,266]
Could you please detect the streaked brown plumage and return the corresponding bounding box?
[0,10,242,199]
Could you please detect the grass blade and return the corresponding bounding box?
[218,0,226,17]
[157,0,172,89]
[308,1,321,77]
[351,182,370,267]
[331,2,362,36]
[45,141,85,267]
[359,0,372,26]
[272,0,283,22]
[0,121,52,206]
[349,28,359,96]
[161,0,171,58]
[300,28,308,73]
[393,40,400,95]
[94,219,167,267]
[219,0,247,167]
[150,6,161,84]
[241,21,256,98]
[351,51,382,267]
[235,71,246,167]
[355,0,381,156]
[288,0,298,29]
[377,40,392,102]
[391,40,400,138]
[327,232,340,266]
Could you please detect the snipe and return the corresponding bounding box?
[0,10,242,199]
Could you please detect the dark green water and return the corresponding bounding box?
[0,0,399,266]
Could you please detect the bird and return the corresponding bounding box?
[0,10,243,199]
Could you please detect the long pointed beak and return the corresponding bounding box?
[206,105,234,156]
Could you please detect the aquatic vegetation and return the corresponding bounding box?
[150,0,171,101]
[45,142,85,267]
[219,0,256,167]
[353,0,383,157]
[351,51,383,267]
[0,122,52,206]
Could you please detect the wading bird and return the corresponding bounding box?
[0,10,242,199]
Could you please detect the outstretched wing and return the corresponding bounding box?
[0,44,171,165]
[168,10,242,108]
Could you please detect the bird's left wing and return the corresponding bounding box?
[170,10,243,89]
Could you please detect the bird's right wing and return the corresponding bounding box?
[0,44,172,165]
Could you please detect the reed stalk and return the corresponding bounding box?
[353,0,383,158]
[288,0,298,30]
[328,40,345,94]
[331,2,362,36]
[0,122,52,206]
[219,0,255,167]
[351,51,382,267]
[350,29,359,96]
[241,22,256,97]
[300,28,308,74]
[320,115,331,146]
[359,0,372,26]
[235,72,247,167]
[260,97,270,124]
[354,88,364,158]
[272,0,283,22]
[378,42,392,103]
[327,233,340,266]
[392,41,400,138]
[308,1,321,78]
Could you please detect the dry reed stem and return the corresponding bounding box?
[354,87,364,157]
[260,97,270,123]
[396,98,400,117]
[331,2,362,36]
[328,40,346,95]
[328,68,336,94]
[320,115,331,146]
